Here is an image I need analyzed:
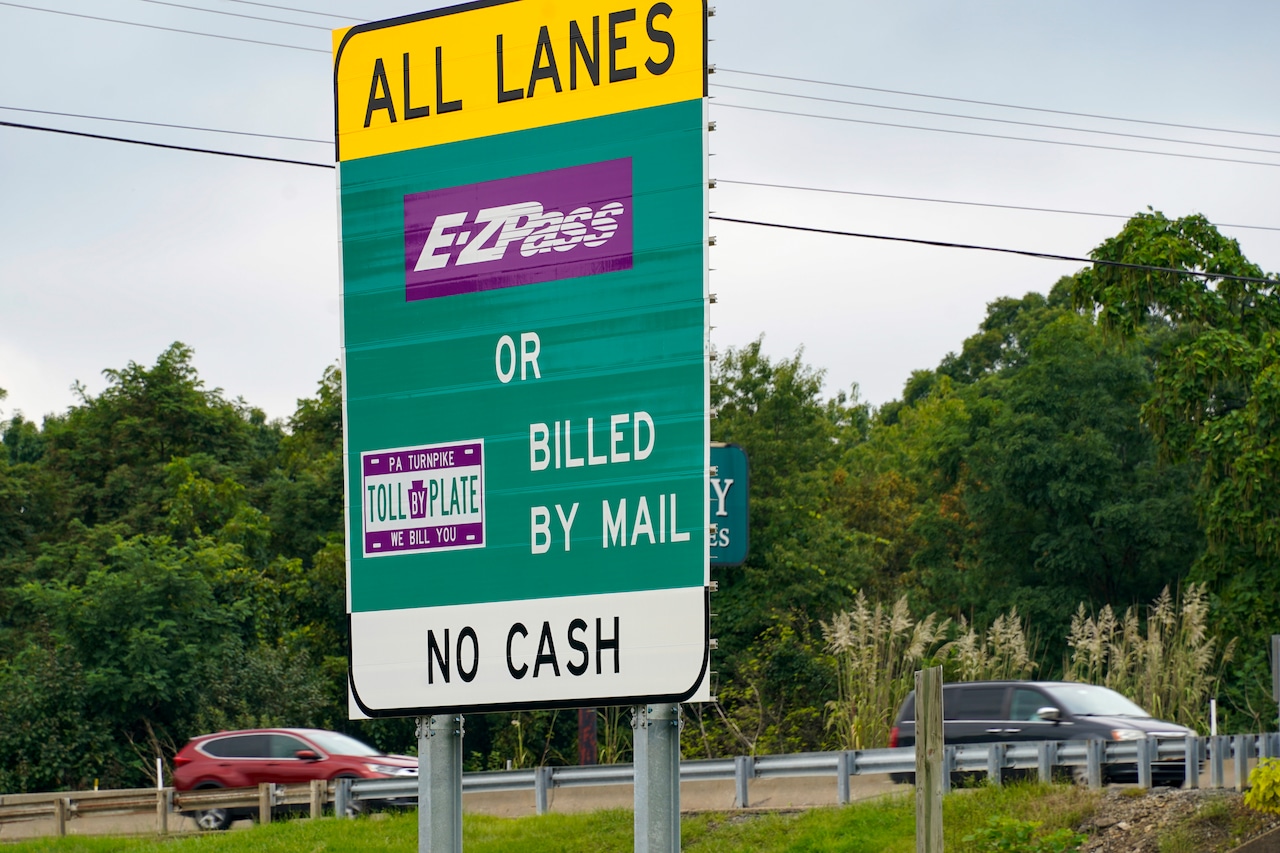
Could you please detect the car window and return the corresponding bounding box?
[267,734,311,759]
[202,734,269,758]
[304,730,384,757]
[943,686,1007,720]
[1011,688,1054,721]
[1043,684,1151,717]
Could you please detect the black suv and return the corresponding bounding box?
[889,680,1195,784]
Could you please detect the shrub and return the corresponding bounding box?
[823,593,949,749]
[1064,583,1234,731]
[1245,757,1280,816]
[962,815,1086,853]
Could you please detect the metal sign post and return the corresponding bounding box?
[634,703,681,853]
[418,716,463,853]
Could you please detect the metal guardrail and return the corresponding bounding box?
[2,732,1278,837]
[347,731,1280,813]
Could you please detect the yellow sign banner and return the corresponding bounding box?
[333,0,706,161]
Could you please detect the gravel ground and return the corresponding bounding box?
[1077,787,1280,853]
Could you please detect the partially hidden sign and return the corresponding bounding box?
[336,0,710,717]
[709,443,748,566]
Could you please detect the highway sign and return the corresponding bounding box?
[335,0,710,716]
[709,443,748,566]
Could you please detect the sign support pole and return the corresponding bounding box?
[634,703,681,853]
[417,715,463,853]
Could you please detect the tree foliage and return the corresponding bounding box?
[0,208,1271,791]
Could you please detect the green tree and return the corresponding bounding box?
[39,342,277,535]
[1071,210,1280,719]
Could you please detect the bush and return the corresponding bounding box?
[1244,757,1280,816]
[962,815,1086,853]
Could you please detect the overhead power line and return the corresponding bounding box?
[4,120,1275,287]
[131,0,331,30]
[0,1,328,53]
[0,119,332,168]
[218,0,363,22]
[5,104,1274,233]
[718,68,1280,141]
[712,103,1280,169]
[716,179,1280,234]
[713,83,1280,157]
[710,216,1278,285]
[0,104,330,144]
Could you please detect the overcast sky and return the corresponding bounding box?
[3,0,1279,424]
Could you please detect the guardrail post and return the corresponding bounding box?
[986,742,1006,787]
[835,752,851,805]
[1234,734,1250,791]
[1137,737,1153,788]
[309,779,325,819]
[156,788,169,835]
[1037,741,1054,784]
[54,797,68,837]
[535,766,552,816]
[943,746,956,794]
[258,783,272,825]
[733,755,752,808]
[335,776,353,818]
[1185,735,1200,789]
[1210,736,1225,788]
[1087,739,1103,789]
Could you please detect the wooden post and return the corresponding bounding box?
[310,779,325,819]
[258,783,273,824]
[54,797,68,837]
[916,666,944,853]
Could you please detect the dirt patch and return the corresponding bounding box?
[1077,787,1279,853]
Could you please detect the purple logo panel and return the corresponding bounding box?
[360,440,485,557]
[403,159,633,301]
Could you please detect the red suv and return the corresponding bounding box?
[173,728,417,830]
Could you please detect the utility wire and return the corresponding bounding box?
[0,1,328,53]
[716,179,1280,234]
[710,216,1278,285]
[712,103,1280,169]
[713,83,1280,157]
[0,119,333,168]
[718,68,1280,141]
[131,0,331,30]
[0,104,330,144]
[5,106,1277,233]
[218,0,363,22]
[3,120,1274,285]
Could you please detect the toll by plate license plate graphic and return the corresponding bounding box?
[361,440,485,557]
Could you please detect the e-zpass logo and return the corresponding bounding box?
[413,200,625,270]
[403,159,633,302]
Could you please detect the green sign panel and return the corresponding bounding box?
[335,1,710,716]
[709,443,748,566]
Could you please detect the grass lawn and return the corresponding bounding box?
[0,783,1098,853]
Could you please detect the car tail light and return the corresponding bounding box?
[889,726,900,748]
[173,755,192,768]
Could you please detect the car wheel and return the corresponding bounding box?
[192,784,233,831]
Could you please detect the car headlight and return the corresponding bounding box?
[1111,729,1146,741]
[366,763,418,776]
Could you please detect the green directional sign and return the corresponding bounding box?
[335,0,710,716]
[709,443,749,566]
